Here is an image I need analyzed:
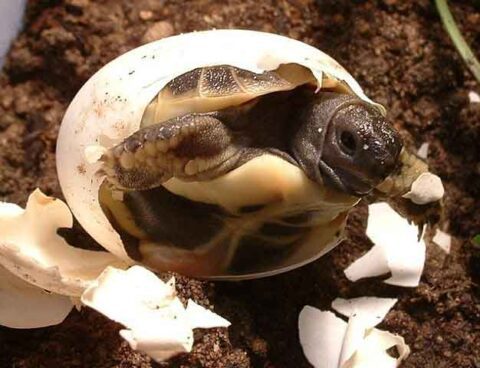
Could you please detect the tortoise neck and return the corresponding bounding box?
[288,92,350,185]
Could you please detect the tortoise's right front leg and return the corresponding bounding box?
[101,114,242,191]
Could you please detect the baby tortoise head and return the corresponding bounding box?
[292,93,402,196]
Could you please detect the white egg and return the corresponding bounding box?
[56,30,382,270]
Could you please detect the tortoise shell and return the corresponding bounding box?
[141,63,343,126]
[100,64,359,279]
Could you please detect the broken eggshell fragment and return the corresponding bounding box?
[0,189,125,297]
[298,297,410,368]
[344,202,426,287]
[56,29,384,273]
[402,172,444,205]
[0,189,126,329]
[81,266,231,362]
[0,189,229,357]
[0,265,73,328]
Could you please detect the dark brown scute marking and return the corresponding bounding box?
[229,235,301,274]
[257,222,307,237]
[238,204,266,214]
[281,212,312,225]
[99,205,143,261]
[165,68,201,96]
[124,185,227,250]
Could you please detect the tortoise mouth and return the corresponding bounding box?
[318,160,374,196]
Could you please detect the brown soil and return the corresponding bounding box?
[1,0,479,367]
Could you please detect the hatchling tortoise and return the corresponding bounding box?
[98,63,403,278]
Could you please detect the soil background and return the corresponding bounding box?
[0,0,479,367]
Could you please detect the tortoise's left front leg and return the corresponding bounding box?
[100,113,243,191]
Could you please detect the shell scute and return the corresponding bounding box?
[200,66,243,96]
[164,68,201,97]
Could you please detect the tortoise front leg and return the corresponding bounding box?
[101,114,243,190]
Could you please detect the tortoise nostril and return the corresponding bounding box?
[339,130,357,156]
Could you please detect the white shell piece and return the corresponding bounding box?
[402,172,444,205]
[299,298,410,368]
[416,142,429,159]
[333,297,398,366]
[184,299,231,329]
[299,306,347,368]
[332,297,398,329]
[344,203,425,287]
[468,90,480,103]
[0,265,73,328]
[432,229,452,254]
[344,244,390,281]
[338,314,368,367]
[0,189,126,297]
[343,329,410,368]
[81,265,230,362]
[119,323,192,362]
[56,29,384,262]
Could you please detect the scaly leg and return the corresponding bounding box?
[101,113,243,190]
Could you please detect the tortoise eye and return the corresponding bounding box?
[339,130,357,156]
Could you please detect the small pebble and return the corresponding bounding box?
[142,21,174,44]
[67,0,89,7]
[139,10,154,21]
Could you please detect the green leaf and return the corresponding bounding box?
[435,0,480,83]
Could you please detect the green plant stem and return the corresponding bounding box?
[473,234,480,248]
[435,0,480,83]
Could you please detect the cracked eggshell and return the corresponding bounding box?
[0,189,125,297]
[56,29,385,261]
[0,265,73,328]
